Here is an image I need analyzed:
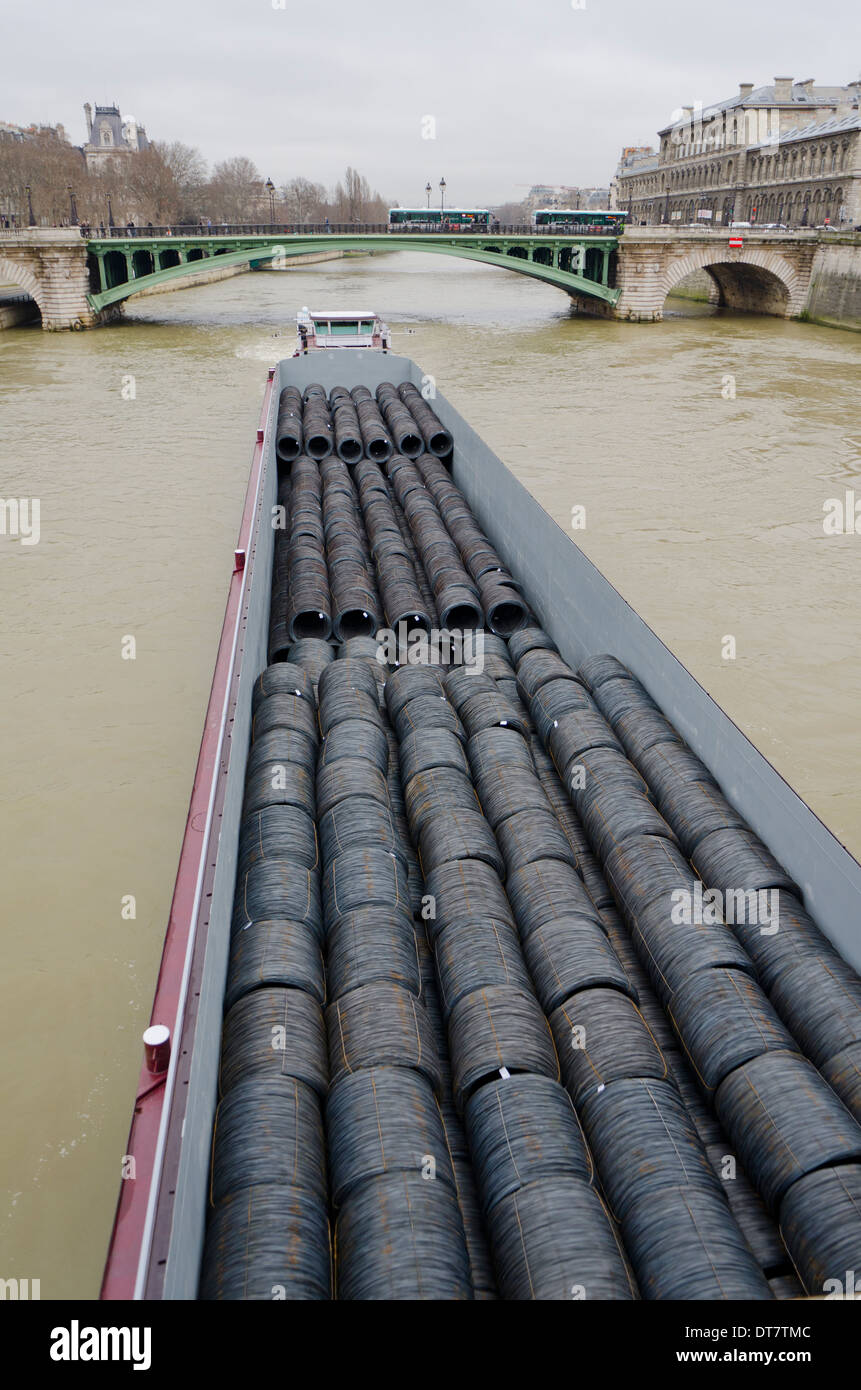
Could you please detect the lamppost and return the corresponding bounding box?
[439,177,446,214]
[265,177,275,223]
[425,182,432,208]
[68,186,78,226]
[107,193,115,229]
[25,184,35,226]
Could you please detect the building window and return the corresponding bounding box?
[100,125,113,146]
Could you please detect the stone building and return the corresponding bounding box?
[82,103,149,170]
[611,77,861,229]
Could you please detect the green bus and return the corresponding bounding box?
[531,209,628,234]
[388,208,491,231]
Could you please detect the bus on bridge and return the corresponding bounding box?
[388,208,491,231]
[532,209,629,235]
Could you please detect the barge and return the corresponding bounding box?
[102,350,861,1301]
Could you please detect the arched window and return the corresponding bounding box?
[100,124,113,147]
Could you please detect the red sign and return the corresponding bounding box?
[728,236,744,248]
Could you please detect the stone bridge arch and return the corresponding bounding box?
[0,255,45,323]
[660,245,806,317]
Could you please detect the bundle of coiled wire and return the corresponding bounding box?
[434,918,533,1019]
[447,985,559,1112]
[320,457,380,639]
[275,384,304,464]
[464,1075,592,1211]
[210,1075,326,1205]
[388,457,484,631]
[328,387,364,464]
[396,381,454,456]
[200,1184,332,1300]
[376,382,424,458]
[283,456,332,641]
[351,384,394,463]
[220,985,328,1098]
[225,919,325,1012]
[354,458,431,633]
[326,907,420,1001]
[778,1164,861,1292]
[301,384,334,461]
[549,987,668,1108]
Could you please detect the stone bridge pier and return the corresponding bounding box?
[0,229,115,329]
[595,228,821,322]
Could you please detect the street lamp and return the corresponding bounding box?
[425,182,432,208]
[439,177,446,214]
[68,186,78,226]
[265,177,275,223]
[107,193,115,229]
[25,184,35,226]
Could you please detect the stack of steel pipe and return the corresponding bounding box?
[395,381,454,458]
[350,384,394,464]
[328,386,364,465]
[376,382,424,459]
[283,457,332,642]
[275,384,304,465]
[301,383,334,461]
[353,458,432,635]
[320,456,381,641]
[311,654,476,1299]
[386,455,484,632]
[388,659,638,1299]
[413,451,529,636]
[575,652,861,1292]
[200,662,330,1300]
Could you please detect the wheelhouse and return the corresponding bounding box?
[295,309,390,353]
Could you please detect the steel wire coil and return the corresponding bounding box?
[516,651,584,703]
[376,384,425,458]
[495,807,579,873]
[434,917,533,1018]
[316,757,390,819]
[318,718,389,774]
[353,393,394,463]
[323,847,409,929]
[507,625,558,666]
[340,635,385,667]
[327,1065,455,1206]
[394,693,466,745]
[220,986,328,1098]
[200,1184,331,1300]
[285,637,336,691]
[778,1164,861,1294]
[424,859,515,942]
[246,725,317,776]
[647,775,748,858]
[318,796,405,867]
[275,386,304,464]
[403,765,479,839]
[486,1176,637,1300]
[581,1078,727,1224]
[384,664,445,720]
[577,653,634,692]
[478,577,528,636]
[251,662,315,712]
[464,1075,592,1213]
[302,398,334,461]
[664,1048,724,1146]
[726,891,839,989]
[821,1043,861,1123]
[210,1075,326,1206]
[613,706,685,761]
[325,907,420,1001]
[524,917,637,1015]
[691,826,799,898]
[327,979,442,1093]
[396,382,454,456]
[580,785,677,865]
[529,678,595,744]
[334,1169,472,1300]
[636,738,718,802]
[469,724,535,776]
[506,858,603,940]
[570,745,652,810]
[318,688,381,737]
[549,988,668,1108]
[225,918,325,1012]
[331,400,364,465]
[767,955,861,1067]
[704,1143,787,1274]
[548,709,623,779]
[473,767,552,833]
[399,727,470,783]
[579,854,615,909]
[242,758,316,819]
[318,654,381,705]
[631,981,678,1053]
[667,967,797,1093]
[591,675,660,725]
[619,1183,773,1300]
[418,805,505,879]
[448,985,559,1112]
[232,861,323,942]
[442,666,496,714]
[603,834,698,920]
[629,896,756,1007]
[714,1050,861,1211]
[251,692,319,746]
[459,689,528,739]
[237,805,319,880]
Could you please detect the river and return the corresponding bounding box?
[1,250,859,1296]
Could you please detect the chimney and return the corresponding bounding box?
[739,83,754,99]
[774,76,794,103]
[83,102,92,140]
[799,78,815,99]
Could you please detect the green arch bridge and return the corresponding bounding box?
[85,229,622,312]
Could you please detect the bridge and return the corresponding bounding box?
[0,226,857,329]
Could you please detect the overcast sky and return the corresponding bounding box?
[2,0,857,203]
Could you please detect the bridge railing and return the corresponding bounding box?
[83,221,626,240]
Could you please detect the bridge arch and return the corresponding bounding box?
[659,245,806,317]
[0,256,45,323]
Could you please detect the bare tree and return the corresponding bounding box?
[207,156,262,222]
[280,176,326,224]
